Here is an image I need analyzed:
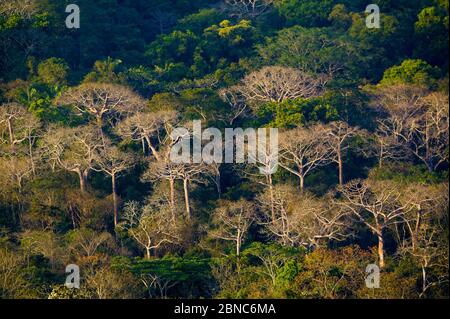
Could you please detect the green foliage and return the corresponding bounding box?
[258,26,363,80]
[369,163,448,185]
[380,59,440,88]
[274,0,335,27]
[37,58,69,86]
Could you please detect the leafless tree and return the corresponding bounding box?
[121,201,183,259]
[94,140,136,226]
[0,103,41,176]
[209,199,255,256]
[0,155,33,194]
[258,184,348,247]
[236,66,326,107]
[370,85,449,171]
[57,83,146,131]
[401,221,448,298]
[323,121,362,185]
[175,162,211,221]
[116,110,178,158]
[373,126,409,168]
[218,86,249,125]
[42,125,103,193]
[66,228,113,258]
[279,126,333,190]
[222,0,274,19]
[338,179,414,268]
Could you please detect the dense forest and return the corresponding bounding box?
[0,0,448,299]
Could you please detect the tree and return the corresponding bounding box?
[294,246,370,299]
[116,110,178,158]
[42,125,103,193]
[370,85,449,171]
[94,141,136,227]
[36,58,69,87]
[338,179,414,268]
[175,162,211,220]
[57,83,145,131]
[397,183,449,297]
[66,227,113,259]
[380,59,440,88]
[279,125,333,190]
[242,242,298,287]
[223,0,274,19]
[218,86,249,125]
[323,121,362,186]
[258,184,348,247]
[0,246,33,298]
[258,26,361,79]
[236,66,326,107]
[273,0,335,27]
[209,199,255,256]
[0,103,39,151]
[121,201,183,259]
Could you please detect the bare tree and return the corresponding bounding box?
[218,86,249,125]
[323,121,362,185]
[338,179,414,268]
[209,199,255,256]
[66,227,113,259]
[116,110,178,158]
[94,141,136,227]
[370,85,449,171]
[0,155,33,194]
[176,162,210,221]
[236,66,326,107]
[42,125,103,193]
[223,0,274,19]
[121,201,182,259]
[279,125,333,190]
[258,185,348,247]
[57,83,146,131]
[373,126,409,168]
[396,183,449,297]
[400,221,449,298]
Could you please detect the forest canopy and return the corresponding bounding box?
[0,0,448,299]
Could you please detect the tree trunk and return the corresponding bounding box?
[377,232,385,268]
[268,176,275,221]
[145,247,151,259]
[236,230,241,256]
[7,119,14,145]
[337,144,343,186]
[299,175,304,191]
[112,174,118,227]
[28,137,36,176]
[78,171,86,193]
[421,265,427,296]
[169,177,175,220]
[183,178,191,220]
